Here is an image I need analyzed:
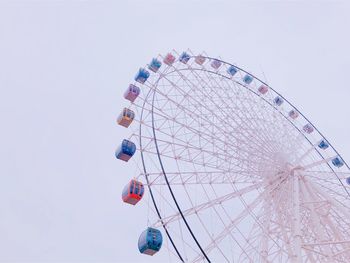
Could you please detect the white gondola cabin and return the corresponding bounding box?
[117,108,135,128]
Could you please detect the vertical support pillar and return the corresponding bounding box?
[292,171,302,263]
[261,194,271,262]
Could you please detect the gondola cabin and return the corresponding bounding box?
[318,139,329,150]
[138,228,163,256]
[227,65,238,76]
[243,74,253,85]
[149,58,162,73]
[195,55,206,65]
[289,109,299,119]
[135,68,150,84]
[164,53,176,66]
[346,177,350,185]
[258,85,268,95]
[122,179,144,205]
[303,124,314,134]
[124,84,140,103]
[332,157,344,168]
[115,139,136,162]
[274,96,284,106]
[117,108,135,128]
[179,52,190,64]
[211,59,222,69]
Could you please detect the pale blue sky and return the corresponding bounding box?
[0,1,350,262]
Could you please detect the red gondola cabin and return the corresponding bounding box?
[122,179,145,205]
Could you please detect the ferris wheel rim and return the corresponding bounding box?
[143,55,350,199]
[139,85,185,262]
[136,52,350,262]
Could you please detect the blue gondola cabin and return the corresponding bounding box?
[195,55,206,65]
[227,65,238,76]
[274,96,284,106]
[179,52,190,64]
[124,84,140,103]
[289,109,299,119]
[258,85,268,95]
[122,179,144,205]
[117,108,135,128]
[303,124,314,134]
[318,139,329,150]
[163,53,176,66]
[211,59,222,70]
[332,157,344,168]
[138,228,163,256]
[149,58,162,73]
[135,68,150,84]
[115,139,136,162]
[243,74,253,85]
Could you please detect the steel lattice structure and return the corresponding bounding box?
[119,50,350,262]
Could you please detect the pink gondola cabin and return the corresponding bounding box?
[258,85,268,95]
[163,53,176,66]
[124,84,140,103]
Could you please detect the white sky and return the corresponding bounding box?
[0,0,350,262]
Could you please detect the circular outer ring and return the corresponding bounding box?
[139,54,350,262]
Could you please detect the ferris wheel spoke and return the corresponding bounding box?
[314,183,350,207]
[197,68,299,152]
[135,117,280,179]
[299,178,334,260]
[302,178,350,253]
[136,92,280,169]
[302,174,348,197]
[311,181,350,219]
[151,182,263,228]
[191,185,276,262]
[301,155,338,170]
[260,193,272,262]
[160,68,282,158]
[265,177,295,259]
[303,170,350,177]
[201,182,262,262]
[188,67,271,131]
[237,222,261,262]
[302,246,337,262]
[294,143,320,165]
[145,171,260,186]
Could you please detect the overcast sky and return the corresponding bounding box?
[0,1,350,262]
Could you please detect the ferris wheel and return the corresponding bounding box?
[115,50,350,262]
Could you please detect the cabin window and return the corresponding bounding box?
[140,186,144,196]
